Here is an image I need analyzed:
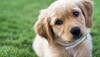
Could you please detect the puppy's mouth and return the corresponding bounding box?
[55,33,88,49]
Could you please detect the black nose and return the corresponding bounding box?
[71,27,81,39]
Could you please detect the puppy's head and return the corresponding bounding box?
[34,0,93,45]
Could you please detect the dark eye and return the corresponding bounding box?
[73,11,80,17]
[55,19,63,25]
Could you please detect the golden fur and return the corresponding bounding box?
[33,0,93,57]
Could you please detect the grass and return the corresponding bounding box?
[0,0,99,57]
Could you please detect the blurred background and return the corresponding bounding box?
[0,0,99,57]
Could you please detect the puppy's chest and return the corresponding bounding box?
[46,47,75,57]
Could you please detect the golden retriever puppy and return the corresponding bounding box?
[33,0,93,57]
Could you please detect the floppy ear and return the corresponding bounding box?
[34,20,47,38]
[34,9,55,43]
[79,0,93,28]
[34,9,47,38]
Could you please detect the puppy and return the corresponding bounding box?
[33,0,93,57]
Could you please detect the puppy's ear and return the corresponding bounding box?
[34,20,47,38]
[34,9,47,38]
[79,0,93,28]
[34,9,54,43]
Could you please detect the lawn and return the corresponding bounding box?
[0,0,99,57]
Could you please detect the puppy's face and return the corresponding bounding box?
[35,0,93,44]
[50,8,85,42]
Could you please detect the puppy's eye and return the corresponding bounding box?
[73,11,80,17]
[55,19,63,25]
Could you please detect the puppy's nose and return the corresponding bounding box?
[71,27,81,39]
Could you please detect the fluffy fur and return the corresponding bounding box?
[33,0,93,57]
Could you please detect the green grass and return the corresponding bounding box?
[0,0,99,57]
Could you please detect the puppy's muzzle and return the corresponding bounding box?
[71,27,82,39]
